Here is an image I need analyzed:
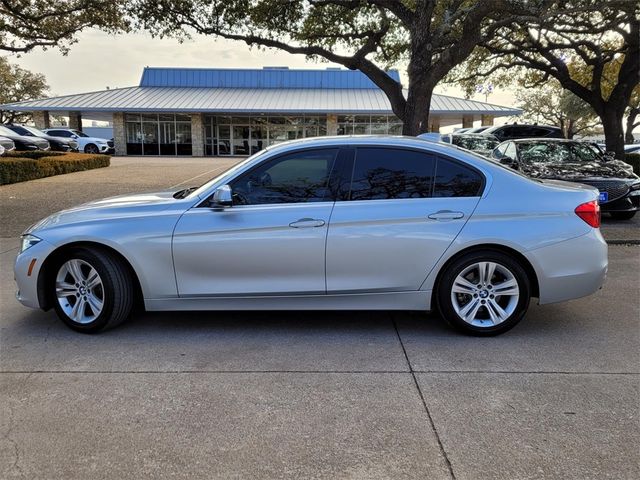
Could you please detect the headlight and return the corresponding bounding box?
[20,234,42,253]
[630,182,640,191]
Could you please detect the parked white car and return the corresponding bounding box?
[43,128,113,154]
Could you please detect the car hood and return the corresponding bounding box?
[26,191,185,234]
[3,134,49,147]
[520,159,637,180]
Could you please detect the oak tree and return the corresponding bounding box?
[0,0,127,54]
[131,0,561,136]
[451,0,639,157]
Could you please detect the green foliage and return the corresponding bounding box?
[0,152,110,185]
[1,1,128,53]
[130,0,554,134]
[0,57,49,123]
[515,80,598,138]
[624,153,640,176]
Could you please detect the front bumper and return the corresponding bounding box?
[601,190,640,212]
[14,239,57,309]
[526,229,608,305]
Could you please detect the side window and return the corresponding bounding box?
[350,148,435,201]
[433,157,483,197]
[504,142,518,159]
[50,130,70,137]
[230,149,337,205]
[492,144,507,159]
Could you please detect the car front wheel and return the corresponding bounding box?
[84,143,99,154]
[437,250,531,336]
[52,248,133,333]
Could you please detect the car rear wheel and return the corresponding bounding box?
[437,250,531,336]
[610,211,636,220]
[52,248,133,333]
[84,143,99,154]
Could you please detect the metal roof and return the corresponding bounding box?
[0,86,521,116]
[139,67,402,89]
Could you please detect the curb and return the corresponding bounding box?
[606,239,640,245]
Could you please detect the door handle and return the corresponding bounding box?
[428,210,464,220]
[289,218,326,228]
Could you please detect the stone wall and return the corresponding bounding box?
[112,112,127,156]
[191,113,205,156]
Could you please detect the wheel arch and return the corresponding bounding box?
[430,243,540,309]
[37,241,144,312]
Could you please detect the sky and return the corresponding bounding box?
[6,29,518,128]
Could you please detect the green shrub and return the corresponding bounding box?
[0,152,110,185]
[624,153,640,176]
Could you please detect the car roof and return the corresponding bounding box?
[509,138,591,144]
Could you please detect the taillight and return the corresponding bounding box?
[575,200,600,228]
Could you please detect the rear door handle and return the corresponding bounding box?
[428,210,464,220]
[289,218,326,228]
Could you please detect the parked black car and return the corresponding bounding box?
[0,125,50,151]
[491,139,640,220]
[441,133,500,157]
[3,124,78,152]
[0,135,15,153]
[482,123,564,142]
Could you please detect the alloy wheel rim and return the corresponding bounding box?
[55,259,104,324]
[450,261,519,327]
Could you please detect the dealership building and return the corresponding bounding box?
[1,67,520,156]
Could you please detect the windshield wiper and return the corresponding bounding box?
[173,187,198,199]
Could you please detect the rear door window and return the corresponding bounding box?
[350,148,435,200]
[433,158,484,197]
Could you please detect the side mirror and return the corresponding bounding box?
[604,151,616,161]
[211,185,233,208]
[71,134,78,139]
[499,156,518,169]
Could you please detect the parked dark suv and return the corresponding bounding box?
[491,138,640,220]
[482,124,564,142]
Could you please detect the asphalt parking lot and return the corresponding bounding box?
[1,158,639,479]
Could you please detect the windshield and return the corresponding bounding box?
[21,126,47,137]
[519,142,603,164]
[450,135,499,152]
[71,130,89,137]
[0,125,19,136]
[186,149,271,199]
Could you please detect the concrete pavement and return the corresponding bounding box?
[1,157,639,479]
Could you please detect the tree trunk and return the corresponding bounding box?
[402,87,432,136]
[601,106,626,159]
[625,107,639,144]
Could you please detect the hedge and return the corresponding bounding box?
[624,153,640,176]
[0,151,110,185]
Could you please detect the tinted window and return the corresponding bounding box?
[48,130,72,137]
[230,149,337,205]
[350,148,435,200]
[433,158,483,197]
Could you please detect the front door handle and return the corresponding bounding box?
[428,210,464,221]
[289,218,326,228]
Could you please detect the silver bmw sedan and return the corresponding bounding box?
[14,136,607,336]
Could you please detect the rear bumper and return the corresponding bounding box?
[526,229,608,305]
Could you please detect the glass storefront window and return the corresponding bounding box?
[125,113,192,156]
[125,113,404,156]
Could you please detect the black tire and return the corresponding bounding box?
[610,211,636,220]
[84,143,99,154]
[51,247,133,333]
[436,250,531,336]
